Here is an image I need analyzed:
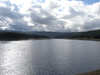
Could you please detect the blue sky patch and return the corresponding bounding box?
[37,0,45,3]
[78,0,100,4]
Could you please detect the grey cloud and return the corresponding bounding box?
[82,18,100,30]
[63,7,85,19]
[49,1,60,9]
[31,9,65,27]
[97,6,100,15]
[31,12,56,25]
[10,22,33,31]
[0,6,31,31]
[0,0,100,32]
[0,7,22,19]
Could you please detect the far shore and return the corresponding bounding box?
[77,70,100,75]
[0,37,100,41]
[0,30,100,41]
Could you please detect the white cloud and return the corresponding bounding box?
[0,0,100,32]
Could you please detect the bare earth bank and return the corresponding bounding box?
[77,70,100,75]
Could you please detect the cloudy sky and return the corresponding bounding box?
[0,0,100,32]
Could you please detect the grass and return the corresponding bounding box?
[77,70,100,75]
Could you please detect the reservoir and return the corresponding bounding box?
[0,39,100,75]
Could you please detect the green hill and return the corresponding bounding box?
[0,29,100,41]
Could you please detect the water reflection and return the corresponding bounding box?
[0,40,33,75]
[0,39,100,75]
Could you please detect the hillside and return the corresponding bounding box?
[0,30,100,40]
[70,30,100,40]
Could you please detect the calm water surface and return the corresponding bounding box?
[0,39,100,75]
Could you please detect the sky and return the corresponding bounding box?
[0,0,100,32]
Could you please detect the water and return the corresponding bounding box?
[0,39,100,75]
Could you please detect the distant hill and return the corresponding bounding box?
[0,30,100,40]
[69,30,100,40]
[0,30,49,40]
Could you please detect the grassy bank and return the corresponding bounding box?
[77,70,100,75]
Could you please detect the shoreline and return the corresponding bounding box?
[77,70,100,75]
